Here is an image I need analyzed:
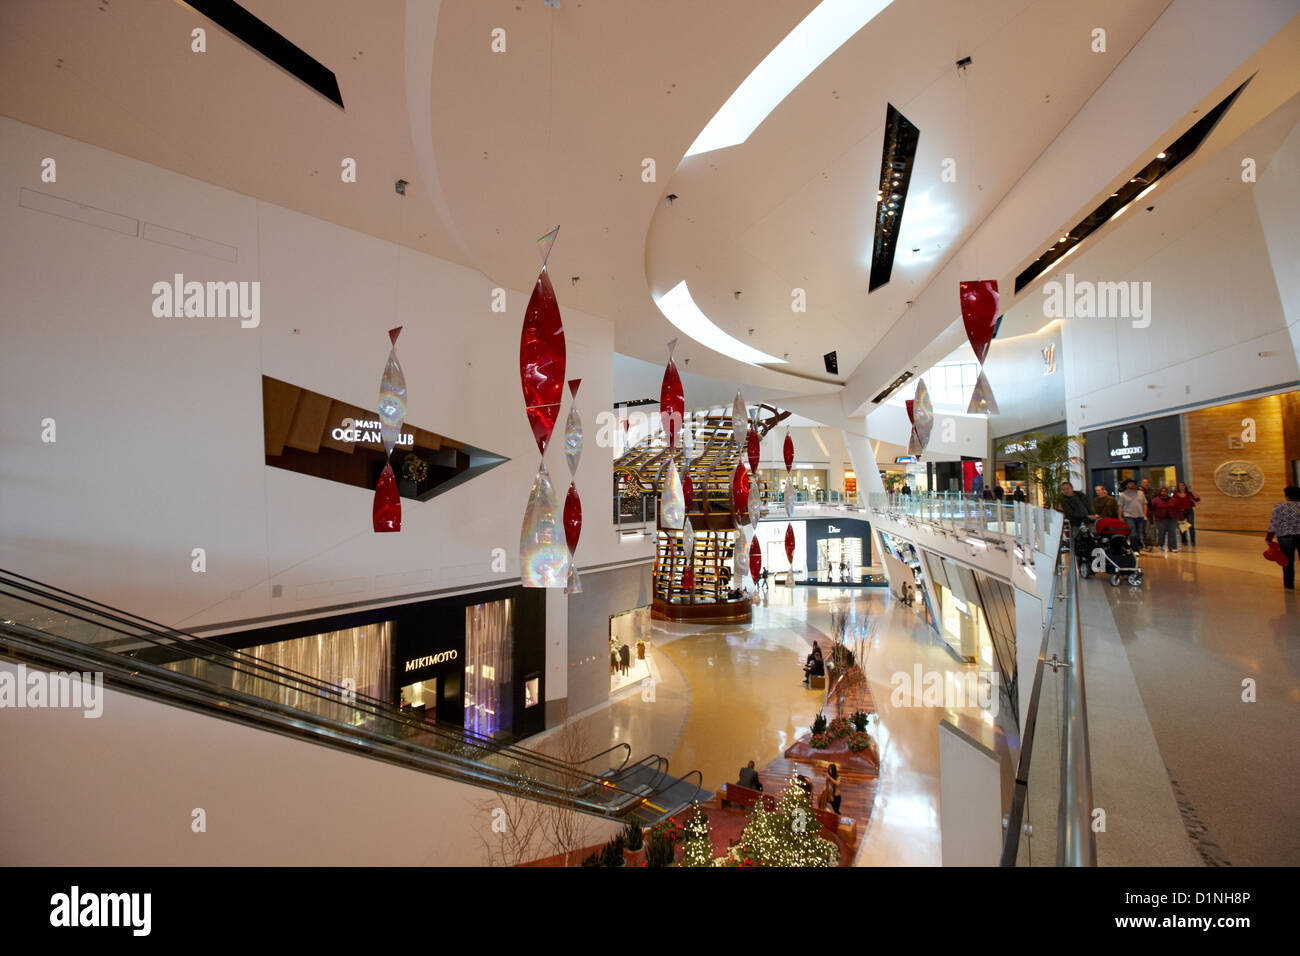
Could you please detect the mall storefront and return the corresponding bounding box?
[1084,391,1300,532]
[992,421,1067,500]
[177,585,548,741]
[1083,414,1185,497]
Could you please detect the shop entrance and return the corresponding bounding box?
[1092,465,1179,494]
[816,537,863,582]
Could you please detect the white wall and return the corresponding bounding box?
[981,324,1067,439]
[0,660,619,865]
[1253,116,1300,369]
[1061,189,1299,432]
[0,116,653,650]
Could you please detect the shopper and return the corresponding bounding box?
[738,760,763,792]
[1173,481,1200,547]
[1139,479,1157,550]
[901,483,912,496]
[1150,486,1185,554]
[821,763,843,815]
[1118,480,1147,552]
[1264,486,1300,591]
[1059,482,1091,524]
[1013,485,1027,503]
[1093,485,1119,519]
[993,485,1005,502]
[803,643,825,684]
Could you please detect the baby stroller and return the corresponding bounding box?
[1078,517,1144,587]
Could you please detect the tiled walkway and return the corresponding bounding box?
[1100,530,1299,866]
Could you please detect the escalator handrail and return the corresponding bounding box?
[0,573,629,787]
[0,619,659,812]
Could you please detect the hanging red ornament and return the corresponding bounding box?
[732,462,750,517]
[682,468,693,512]
[784,523,796,564]
[747,428,760,474]
[372,462,401,532]
[783,429,794,473]
[905,399,915,426]
[520,257,567,455]
[959,279,1000,365]
[660,339,685,450]
[749,534,763,581]
[682,566,695,592]
[563,482,582,554]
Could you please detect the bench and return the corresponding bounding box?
[809,674,826,690]
[716,782,777,812]
[718,783,858,849]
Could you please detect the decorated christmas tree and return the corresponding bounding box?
[734,780,839,867]
[679,805,714,867]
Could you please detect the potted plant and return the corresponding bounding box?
[600,833,626,867]
[645,829,674,867]
[810,732,831,750]
[851,710,870,733]
[622,822,645,867]
[827,716,853,740]
[811,711,828,737]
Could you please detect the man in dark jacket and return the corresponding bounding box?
[1093,485,1119,519]
[1059,482,1092,525]
[738,760,763,792]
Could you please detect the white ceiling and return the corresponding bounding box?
[1,0,1296,428]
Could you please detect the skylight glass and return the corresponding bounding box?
[683,0,895,158]
[653,281,787,366]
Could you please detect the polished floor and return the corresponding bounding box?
[552,582,1007,866]
[1099,531,1299,866]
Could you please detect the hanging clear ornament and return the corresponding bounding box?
[520,463,570,587]
[563,379,583,477]
[661,455,686,529]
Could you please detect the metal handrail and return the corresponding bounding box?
[1058,546,1097,866]
[0,571,710,820]
[997,522,1096,866]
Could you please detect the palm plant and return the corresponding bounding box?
[996,432,1085,510]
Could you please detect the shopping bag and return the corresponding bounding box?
[1177,520,1190,533]
[1264,541,1289,567]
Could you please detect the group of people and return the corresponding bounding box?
[737,760,842,814]
[982,484,1029,502]
[1060,479,1199,555]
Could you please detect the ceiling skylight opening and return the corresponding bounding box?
[683,0,895,158]
[653,281,787,367]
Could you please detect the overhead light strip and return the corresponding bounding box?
[653,281,787,367]
[684,0,895,157]
[1014,78,1250,294]
[185,0,344,108]
[869,103,921,292]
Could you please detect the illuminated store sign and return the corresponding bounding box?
[403,650,458,672]
[895,456,918,464]
[331,418,413,446]
[1001,439,1037,456]
[1107,426,1147,463]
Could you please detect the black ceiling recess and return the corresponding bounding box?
[871,369,914,404]
[824,350,839,375]
[869,103,921,292]
[186,0,344,109]
[1014,77,1251,294]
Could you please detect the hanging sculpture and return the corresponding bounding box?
[960,279,1000,414]
[373,326,406,532]
[563,378,584,593]
[519,227,569,587]
[661,339,685,451]
[913,378,935,448]
[783,426,796,583]
[748,534,763,582]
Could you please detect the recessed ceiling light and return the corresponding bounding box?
[1157,151,1167,159]
[684,0,895,157]
[653,280,787,366]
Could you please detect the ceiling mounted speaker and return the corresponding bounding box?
[824,351,839,375]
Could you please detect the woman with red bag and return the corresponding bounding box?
[1151,487,1186,555]
[1264,486,1300,591]
[1173,481,1200,548]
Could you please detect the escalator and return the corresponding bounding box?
[0,569,707,828]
